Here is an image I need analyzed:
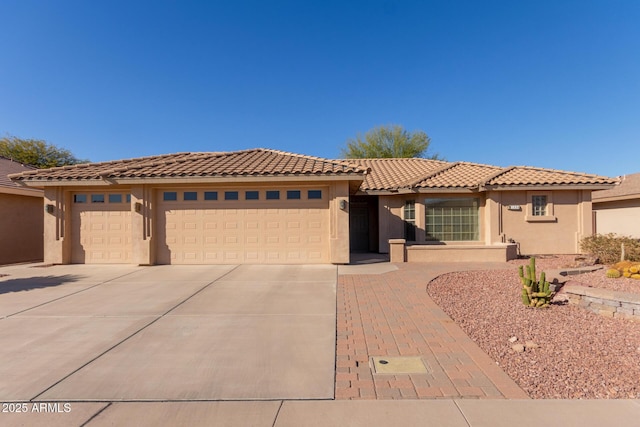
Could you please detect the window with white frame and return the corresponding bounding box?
[531,195,547,216]
[404,200,416,241]
[526,191,555,222]
[425,198,479,241]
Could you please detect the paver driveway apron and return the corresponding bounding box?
[0,264,336,401]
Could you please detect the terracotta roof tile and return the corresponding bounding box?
[10,149,366,182]
[344,158,617,191]
[486,167,618,187]
[413,162,503,188]
[9,148,617,192]
[346,158,449,190]
[592,172,640,200]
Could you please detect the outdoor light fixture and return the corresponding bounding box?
[45,204,54,214]
[340,200,348,210]
[134,202,143,213]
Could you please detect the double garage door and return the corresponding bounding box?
[71,188,330,264]
[156,188,330,264]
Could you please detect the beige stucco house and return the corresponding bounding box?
[9,148,617,265]
[0,156,44,265]
[592,173,640,238]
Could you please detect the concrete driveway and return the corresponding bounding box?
[0,264,336,402]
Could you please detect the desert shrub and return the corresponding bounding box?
[580,233,640,264]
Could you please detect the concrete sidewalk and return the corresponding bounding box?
[2,399,639,426]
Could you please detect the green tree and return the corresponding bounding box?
[340,124,441,159]
[0,136,87,168]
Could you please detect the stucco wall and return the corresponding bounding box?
[0,193,43,264]
[406,243,517,262]
[377,190,593,256]
[593,199,640,238]
[378,193,487,253]
[378,195,406,253]
[330,181,351,264]
[497,190,591,255]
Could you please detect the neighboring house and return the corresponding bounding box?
[592,173,640,238]
[9,148,617,265]
[0,156,44,264]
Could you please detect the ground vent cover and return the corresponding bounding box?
[371,356,430,374]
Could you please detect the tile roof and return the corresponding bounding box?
[485,166,619,187]
[0,156,38,189]
[413,162,503,188]
[345,158,449,190]
[346,158,618,192]
[592,172,640,201]
[9,149,367,183]
[9,148,618,192]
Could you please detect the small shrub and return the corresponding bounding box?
[613,261,635,270]
[580,233,640,264]
[606,268,621,278]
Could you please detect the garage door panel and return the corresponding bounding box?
[72,193,133,264]
[157,189,329,264]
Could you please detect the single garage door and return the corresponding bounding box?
[156,188,330,264]
[71,192,133,263]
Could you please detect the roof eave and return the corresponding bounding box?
[592,193,640,203]
[0,185,44,197]
[11,179,114,188]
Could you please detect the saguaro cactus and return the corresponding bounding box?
[518,257,553,308]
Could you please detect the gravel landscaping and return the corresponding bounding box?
[426,255,640,399]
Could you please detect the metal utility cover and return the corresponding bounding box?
[371,356,429,374]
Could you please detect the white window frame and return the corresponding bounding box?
[403,200,416,241]
[526,191,556,222]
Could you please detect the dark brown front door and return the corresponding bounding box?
[350,205,369,252]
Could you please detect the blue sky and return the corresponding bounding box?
[1,1,638,177]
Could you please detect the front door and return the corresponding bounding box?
[349,205,369,252]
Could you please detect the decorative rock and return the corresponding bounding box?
[573,254,599,267]
[525,341,538,349]
[552,294,569,303]
[508,336,518,343]
[512,344,525,353]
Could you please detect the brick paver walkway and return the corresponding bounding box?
[336,262,529,400]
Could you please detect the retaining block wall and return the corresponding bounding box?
[563,283,640,322]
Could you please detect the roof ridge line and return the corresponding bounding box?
[98,152,211,177]
[399,161,459,189]
[16,152,195,178]
[0,155,37,169]
[479,166,517,187]
[505,165,609,178]
[257,148,368,172]
[343,158,450,169]
[455,160,506,169]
